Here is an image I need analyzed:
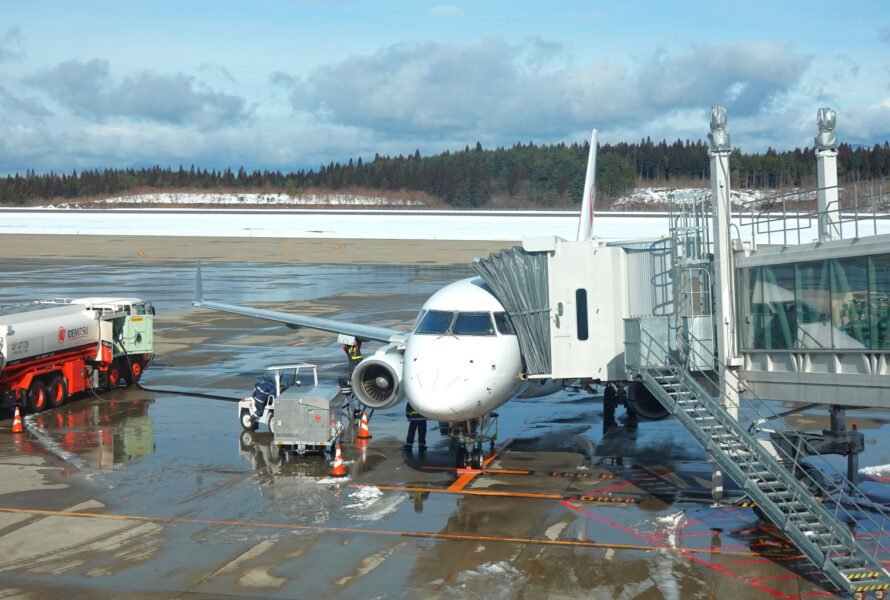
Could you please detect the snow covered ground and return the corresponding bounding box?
[58,192,424,208]
[611,186,767,209]
[3,188,888,242]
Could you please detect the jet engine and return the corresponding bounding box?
[350,352,404,409]
[625,381,669,420]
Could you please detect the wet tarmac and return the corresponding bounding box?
[1,249,889,599]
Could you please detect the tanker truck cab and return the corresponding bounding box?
[239,363,344,456]
[68,297,156,386]
[0,297,156,413]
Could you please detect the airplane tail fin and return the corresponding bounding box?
[194,261,204,306]
[575,129,598,241]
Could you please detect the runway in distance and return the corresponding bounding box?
[194,131,602,469]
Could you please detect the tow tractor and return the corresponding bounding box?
[238,363,344,456]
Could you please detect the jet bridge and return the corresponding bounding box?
[474,106,890,595]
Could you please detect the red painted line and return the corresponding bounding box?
[678,503,739,532]
[751,573,822,583]
[590,470,673,494]
[731,557,803,566]
[561,500,799,599]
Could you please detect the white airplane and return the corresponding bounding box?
[194,130,601,470]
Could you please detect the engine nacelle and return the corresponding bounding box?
[625,381,669,420]
[350,352,404,410]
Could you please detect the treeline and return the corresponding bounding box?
[3,138,889,208]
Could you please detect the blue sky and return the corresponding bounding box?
[2,1,889,176]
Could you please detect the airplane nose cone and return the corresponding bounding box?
[403,335,522,422]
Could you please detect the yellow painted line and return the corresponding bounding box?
[353,484,563,500]
[0,506,786,558]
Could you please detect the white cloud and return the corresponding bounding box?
[286,37,811,144]
[25,59,250,129]
[427,5,464,17]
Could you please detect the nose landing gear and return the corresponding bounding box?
[450,414,498,471]
[456,444,484,470]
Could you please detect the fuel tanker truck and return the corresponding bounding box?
[0,297,154,413]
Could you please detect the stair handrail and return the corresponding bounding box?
[634,326,890,578]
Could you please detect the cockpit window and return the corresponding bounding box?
[452,312,495,336]
[414,310,455,334]
[494,312,516,335]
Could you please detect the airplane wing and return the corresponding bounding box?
[192,262,408,345]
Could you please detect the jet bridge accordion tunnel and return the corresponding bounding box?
[473,236,687,393]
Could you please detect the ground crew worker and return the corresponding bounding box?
[404,401,427,452]
[251,378,276,422]
[343,340,362,376]
[341,341,363,419]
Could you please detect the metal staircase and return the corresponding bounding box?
[634,333,890,594]
[628,193,890,595]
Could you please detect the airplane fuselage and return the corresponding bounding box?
[402,277,525,422]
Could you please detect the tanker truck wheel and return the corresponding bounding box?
[108,363,123,388]
[27,380,48,413]
[128,360,144,385]
[47,375,67,409]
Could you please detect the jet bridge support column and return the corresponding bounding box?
[708,106,741,499]
[815,107,841,242]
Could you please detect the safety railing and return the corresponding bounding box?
[740,177,890,247]
[632,324,890,592]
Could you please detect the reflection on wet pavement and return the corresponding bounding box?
[0,258,887,598]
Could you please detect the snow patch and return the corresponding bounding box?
[654,511,687,549]
[860,464,890,477]
[611,186,768,209]
[440,561,528,600]
[343,485,404,521]
[51,192,424,208]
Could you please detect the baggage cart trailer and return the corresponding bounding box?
[238,363,344,455]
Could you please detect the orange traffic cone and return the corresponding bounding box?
[331,444,346,477]
[11,406,23,433]
[357,411,372,439]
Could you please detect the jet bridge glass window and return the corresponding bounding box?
[871,255,890,350]
[739,252,890,351]
[452,312,495,336]
[795,260,832,349]
[830,257,870,349]
[414,310,455,335]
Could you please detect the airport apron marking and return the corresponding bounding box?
[560,501,822,599]
[0,506,796,559]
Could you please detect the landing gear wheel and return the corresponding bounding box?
[470,448,483,470]
[456,446,468,469]
[240,409,258,431]
[47,375,67,409]
[27,380,48,413]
